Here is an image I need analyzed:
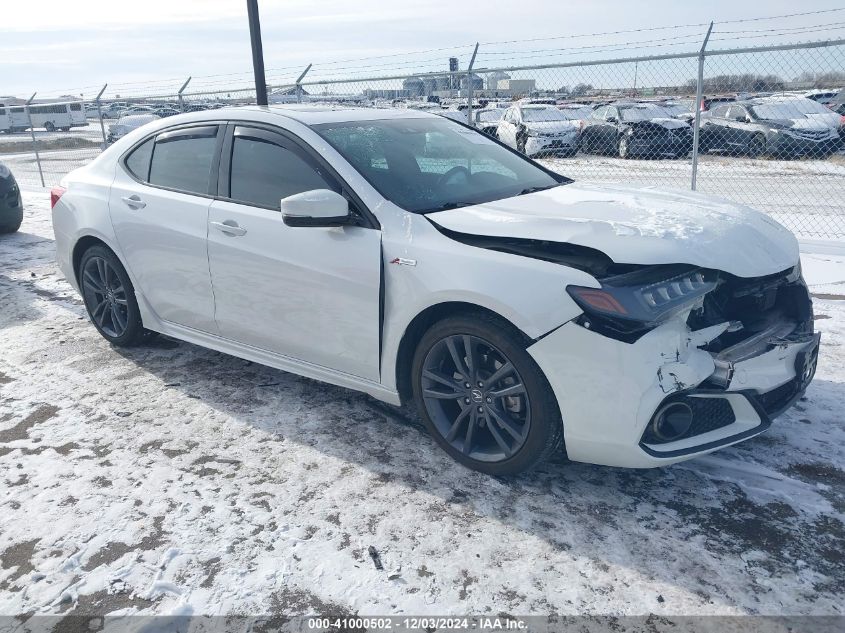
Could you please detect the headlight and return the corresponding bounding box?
[567,266,719,336]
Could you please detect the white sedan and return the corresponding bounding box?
[497,104,582,157]
[51,106,819,473]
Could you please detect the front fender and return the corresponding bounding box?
[380,213,596,391]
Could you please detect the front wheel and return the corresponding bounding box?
[412,313,563,475]
[618,134,631,158]
[79,245,147,346]
[44,121,56,132]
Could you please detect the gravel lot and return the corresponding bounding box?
[1,190,844,621]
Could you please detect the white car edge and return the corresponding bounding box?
[51,105,819,473]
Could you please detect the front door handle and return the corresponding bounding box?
[121,195,146,209]
[210,220,247,237]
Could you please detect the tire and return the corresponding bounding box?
[79,245,147,347]
[516,129,527,154]
[618,134,630,159]
[0,218,22,234]
[44,121,56,132]
[60,127,70,132]
[748,134,766,158]
[411,312,563,475]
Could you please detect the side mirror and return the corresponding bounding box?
[606,116,618,123]
[281,189,350,228]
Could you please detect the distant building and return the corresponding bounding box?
[494,79,536,96]
[485,71,511,90]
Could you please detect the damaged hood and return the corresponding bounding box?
[427,182,798,278]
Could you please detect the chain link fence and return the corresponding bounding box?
[2,38,843,239]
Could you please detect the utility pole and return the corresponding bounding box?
[246,0,268,106]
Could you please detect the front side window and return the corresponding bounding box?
[228,131,334,209]
[148,126,218,194]
[314,117,565,214]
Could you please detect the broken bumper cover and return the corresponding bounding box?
[527,318,819,468]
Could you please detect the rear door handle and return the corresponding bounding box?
[121,195,146,209]
[210,220,247,237]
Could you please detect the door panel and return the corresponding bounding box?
[108,148,217,333]
[207,200,382,380]
[206,124,382,381]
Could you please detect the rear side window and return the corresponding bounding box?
[124,138,154,181]
[148,126,218,194]
[228,131,334,209]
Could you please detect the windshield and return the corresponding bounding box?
[314,117,565,214]
[661,103,692,116]
[619,105,673,121]
[477,110,503,122]
[558,107,593,120]
[750,99,833,120]
[521,108,569,122]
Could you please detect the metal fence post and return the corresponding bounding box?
[94,83,108,145]
[691,22,713,191]
[25,93,45,188]
[296,64,313,104]
[466,43,479,125]
[177,76,192,112]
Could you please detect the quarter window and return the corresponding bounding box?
[228,131,334,209]
[148,126,218,194]
[124,138,154,181]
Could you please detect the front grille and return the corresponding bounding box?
[641,396,736,445]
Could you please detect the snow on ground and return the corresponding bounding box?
[0,190,843,622]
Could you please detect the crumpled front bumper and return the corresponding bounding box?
[525,134,579,156]
[527,314,819,468]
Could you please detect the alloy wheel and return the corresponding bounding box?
[420,334,531,463]
[81,256,130,338]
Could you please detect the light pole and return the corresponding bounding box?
[246,0,268,106]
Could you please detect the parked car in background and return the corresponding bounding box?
[658,99,695,123]
[557,104,594,129]
[700,97,841,158]
[0,162,23,234]
[472,108,504,135]
[581,102,693,158]
[804,89,842,106]
[107,114,160,143]
[154,107,182,118]
[51,106,819,473]
[497,104,581,157]
[700,95,737,112]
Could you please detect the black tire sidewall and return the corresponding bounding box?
[79,245,146,346]
[411,313,563,476]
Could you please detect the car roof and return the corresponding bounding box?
[235,104,435,125]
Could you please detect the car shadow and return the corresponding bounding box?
[109,336,845,608]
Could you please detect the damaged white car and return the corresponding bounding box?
[51,106,819,474]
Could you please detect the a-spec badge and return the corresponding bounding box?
[389,257,417,267]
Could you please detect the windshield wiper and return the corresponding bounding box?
[420,201,477,213]
[517,183,560,196]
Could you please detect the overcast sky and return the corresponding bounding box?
[3,0,845,99]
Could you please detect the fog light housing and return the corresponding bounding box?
[649,402,693,442]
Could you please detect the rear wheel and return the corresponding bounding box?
[412,313,563,475]
[748,133,766,158]
[44,121,56,132]
[79,245,146,346]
